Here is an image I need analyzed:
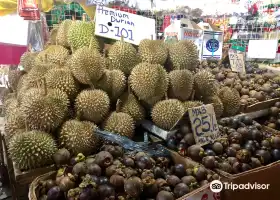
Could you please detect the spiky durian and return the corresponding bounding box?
[168,40,199,71]
[194,70,217,98]
[20,88,69,132]
[20,52,38,72]
[35,45,69,65]
[75,89,110,124]
[5,110,25,141]
[8,70,23,92]
[4,97,18,117]
[48,27,58,45]
[138,39,168,65]
[67,47,105,85]
[182,101,203,112]
[129,62,168,105]
[219,87,241,117]
[45,68,79,99]
[59,119,100,155]
[56,19,72,48]
[168,69,194,101]
[68,21,103,51]
[151,99,184,130]
[8,131,57,170]
[108,39,138,75]
[96,69,126,102]
[119,92,146,121]
[203,95,224,118]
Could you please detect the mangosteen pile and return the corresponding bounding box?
[262,102,280,130]
[183,116,280,174]
[37,145,219,200]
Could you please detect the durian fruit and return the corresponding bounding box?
[119,92,146,121]
[104,101,135,138]
[48,27,58,45]
[68,21,103,51]
[168,40,199,71]
[168,69,194,101]
[219,87,241,117]
[56,19,72,48]
[194,70,217,98]
[8,131,58,170]
[67,47,105,85]
[20,52,38,72]
[59,119,100,155]
[45,68,79,99]
[138,39,168,65]
[35,45,69,65]
[20,88,69,132]
[151,99,184,130]
[5,110,25,141]
[182,101,203,112]
[8,70,23,92]
[108,38,139,75]
[0,87,12,104]
[129,63,169,105]
[75,89,110,124]
[203,96,224,118]
[4,97,18,117]
[96,69,126,102]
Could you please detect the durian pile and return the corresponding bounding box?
[3,19,241,172]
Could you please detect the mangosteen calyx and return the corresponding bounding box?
[79,174,97,188]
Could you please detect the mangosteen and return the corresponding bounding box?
[109,175,124,188]
[53,148,71,167]
[261,140,271,149]
[229,132,243,144]
[252,129,263,142]
[166,175,181,187]
[216,138,229,148]
[185,168,193,176]
[212,142,224,155]
[242,116,253,125]
[72,162,86,177]
[232,162,241,174]
[205,149,216,156]
[275,102,280,108]
[166,138,177,150]
[225,147,237,157]
[153,167,165,179]
[218,118,228,126]
[136,156,154,169]
[193,166,207,181]
[142,177,158,198]
[173,183,189,198]
[90,175,100,185]
[254,91,266,102]
[101,145,123,158]
[156,191,174,200]
[187,145,205,161]
[141,170,154,179]
[79,188,98,200]
[124,176,143,198]
[113,159,122,166]
[241,163,252,172]
[268,123,277,129]
[47,186,65,200]
[227,157,238,165]
[181,176,197,186]
[271,136,280,149]
[99,177,109,185]
[123,168,137,178]
[230,118,240,129]
[123,156,134,167]
[180,124,191,135]
[250,157,262,168]
[218,162,233,173]
[199,180,209,186]
[155,178,168,188]
[270,107,279,116]
[237,127,249,140]
[94,151,113,168]
[87,164,102,176]
[240,88,249,95]
[98,184,115,200]
[271,149,280,161]
[184,133,195,146]
[135,152,147,161]
[58,174,75,192]
[236,149,251,163]
[230,143,241,151]
[255,149,271,165]
[202,156,217,169]
[173,164,186,178]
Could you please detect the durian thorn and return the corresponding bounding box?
[164,93,168,100]
[76,111,82,120]
[120,35,124,42]
[116,99,122,113]
[89,37,94,49]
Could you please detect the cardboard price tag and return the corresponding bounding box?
[188,104,220,146]
[229,49,246,73]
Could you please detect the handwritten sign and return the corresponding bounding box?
[247,40,278,59]
[94,5,156,45]
[228,49,246,73]
[188,104,220,146]
[86,0,105,6]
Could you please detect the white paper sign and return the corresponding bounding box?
[229,49,246,73]
[95,5,156,45]
[202,31,223,60]
[248,40,278,59]
[188,104,220,146]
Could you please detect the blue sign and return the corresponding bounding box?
[206,39,219,52]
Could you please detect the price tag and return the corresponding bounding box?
[228,49,246,73]
[188,104,220,146]
[94,5,156,45]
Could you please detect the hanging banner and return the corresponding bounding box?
[202,31,223,60]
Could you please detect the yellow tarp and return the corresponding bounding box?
[0,0,96,18]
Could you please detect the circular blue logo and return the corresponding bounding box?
[206,39,219,52]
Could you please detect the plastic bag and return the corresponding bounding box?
[27,14,44,52]
[95,128,171,158]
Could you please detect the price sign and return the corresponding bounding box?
[188,104,220,146]
[95,5,156,45]
[228,49,246,73]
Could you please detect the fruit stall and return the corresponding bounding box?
[2,1,280,200]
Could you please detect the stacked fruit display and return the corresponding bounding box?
[3,19,246,172]
[37,145,219,200]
